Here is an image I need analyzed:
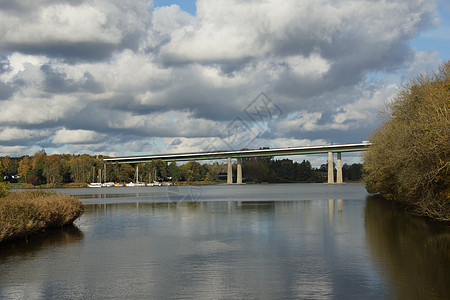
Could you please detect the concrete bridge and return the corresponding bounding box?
[104,143,371,184]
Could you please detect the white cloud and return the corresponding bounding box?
[162,137,214,154]
[0,4,118,45]
[151,4,196,34]
[159,0,436,65]
[0,94,84,125]
[334,83,399,127]
[107,110,222,137]
[285,54,330,79]
[0,0,152,60]
[0,145,36,157]
[0,127,50,142]
[52,129,106,144]
[0,53,49,82]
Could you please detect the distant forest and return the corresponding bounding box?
[0,151,362,185]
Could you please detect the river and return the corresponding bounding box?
[1,183,449,299]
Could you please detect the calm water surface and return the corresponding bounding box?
[1,183,449,299]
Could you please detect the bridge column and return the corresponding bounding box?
[336,152,343,184]
[236,158,242,184]
[227,157,233,184]
[327,152,334,184]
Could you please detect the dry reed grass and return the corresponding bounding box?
[0,190,85,243]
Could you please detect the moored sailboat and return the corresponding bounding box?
[126,166,146,187]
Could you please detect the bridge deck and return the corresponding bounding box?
[104,143,371,164]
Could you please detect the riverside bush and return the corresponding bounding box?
[0,190,85,243]
[0,181,9,197]
[363,62,449,221]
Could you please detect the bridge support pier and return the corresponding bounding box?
[227,157,233,184]
[236,158,242,184]
[336,152,343,184]
[327,152,344,184]
[327,152,334,184]
[227,158,243,184]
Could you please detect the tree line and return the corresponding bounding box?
[0,150,363,186]
[363,61,449,221]
[241,157,362,183]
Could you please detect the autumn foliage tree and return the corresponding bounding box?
[180,161,205,182]
[363,62,449,221]
[70,155,95,183]
[17,156,32,181]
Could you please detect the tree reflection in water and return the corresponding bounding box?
[365,195,450,300]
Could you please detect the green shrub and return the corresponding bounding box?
[0,181,9,197]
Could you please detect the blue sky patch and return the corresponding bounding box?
[153,0,197,15]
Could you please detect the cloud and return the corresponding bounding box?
[52,128,106,144]
[106,110,222,137]
[0,94,84,126]
[40,64,103,94]
[0,81,15,100]
[0,0,152,61]
[0,0,445,159]
[0,127,51,143]
[0,145,35,157]
[159,0,435,65]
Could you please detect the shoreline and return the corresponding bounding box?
[8,179,353,189]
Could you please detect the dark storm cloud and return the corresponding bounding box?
[273,72,331,100]
[217,59,254,76]
[0,135,49,147]
[50,103,111,132]
[150,85,243,122]
[284,128,372,145]
[0,81,15,100]
[7,42,118,63]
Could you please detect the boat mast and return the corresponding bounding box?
[135,166,139,183]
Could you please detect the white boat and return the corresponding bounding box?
[147,181,162,187]
[126,182,146,187]
[125,166,145,187]
[125,166,146,187]
[88,183,102,188]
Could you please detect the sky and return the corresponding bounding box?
[0,0,448,166]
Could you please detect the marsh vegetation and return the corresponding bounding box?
[0,190,85,243]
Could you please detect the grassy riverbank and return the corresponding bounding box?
[0,190,85,243]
